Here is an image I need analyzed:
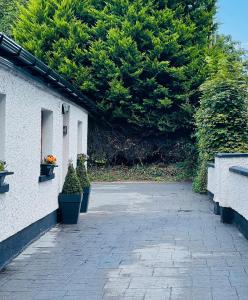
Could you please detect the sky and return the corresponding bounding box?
[217,0,248,50]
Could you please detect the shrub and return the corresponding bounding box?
[88,120,195,166]
[0,161,6,172]
[193,58,248,193]
[62,162,82,195]
[0,0,26,36]
[76,155,91,189]
[13,0,217,136]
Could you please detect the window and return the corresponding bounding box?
[77,121,83,154]
[0,94,6,161]
[41,109,53,161]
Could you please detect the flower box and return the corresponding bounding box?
[40,164,58,177]
[40,155,58,180]
[0,171,14,194]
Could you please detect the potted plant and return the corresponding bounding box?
[76,154,91,213]
[0,160,14,193]
[58,162,82,224]
[40,155,58,176]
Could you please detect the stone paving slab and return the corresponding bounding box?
[1,183,248,299]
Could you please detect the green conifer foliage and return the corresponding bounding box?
[76,155,91,189]
[62,162,82,194]
[13,0,216,136]
[0,0,26,36]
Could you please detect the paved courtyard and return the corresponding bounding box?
[1,183,248,300]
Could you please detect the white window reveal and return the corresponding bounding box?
[0,94,6,161]
[41,109,53,161]
[77,121,83,154]
[62,104,70,179]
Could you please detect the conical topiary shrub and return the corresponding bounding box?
[59,162,82,224]
[76,154,91,213]
[76,155,90,190]
[63,162,82,194]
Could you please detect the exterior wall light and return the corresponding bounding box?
[62,104,70,114]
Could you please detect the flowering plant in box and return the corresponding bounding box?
[40,155,57,177]
[43,155,57,165]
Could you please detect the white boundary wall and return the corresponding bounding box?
[0,63,88,242]
[207,164,216,196]
[207,154,248,220]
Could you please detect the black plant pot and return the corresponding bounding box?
[0,171,7,186]
[0,171,14,186]
[58,193,82,224]
[40,164,57,176]
[0,171,14,193]
[80,187,91,213]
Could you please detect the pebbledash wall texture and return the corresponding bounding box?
[0,61,88,249]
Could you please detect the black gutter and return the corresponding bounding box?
[0,33,98,115]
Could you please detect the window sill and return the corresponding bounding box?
[39,174,55,183]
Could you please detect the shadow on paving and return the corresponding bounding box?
[1,183,248,300]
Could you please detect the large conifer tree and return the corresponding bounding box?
[0,0,26,36]
[14,0,216,135]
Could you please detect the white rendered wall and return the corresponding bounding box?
[207,166,216,196]
[207,154,248,221]
[0,64,88,242]
[214,156,248,208]
[227,173,248,220]
[0,94,6,161]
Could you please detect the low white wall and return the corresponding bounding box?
[0,63,88,242]
[207,165,216,196]
[207,154,248,220]
[227,171,248,220]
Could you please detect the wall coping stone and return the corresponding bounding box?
[207,162,215,168]
[229,166,248,177]
[216,153,248,158]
